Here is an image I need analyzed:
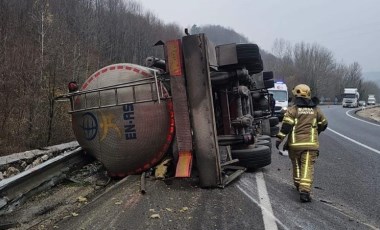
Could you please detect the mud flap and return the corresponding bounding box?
[175,151,193,177]
[166,39,194,178]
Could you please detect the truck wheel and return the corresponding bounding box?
[269,117,279,127]
[264,79,274,89]
[238,156,271,170]
[263,71,274,80]
[261,119,271,136]
[217,44,263,74]
[256,140,271,151]
[270,126,280,137]
[257,96,268,105]
[257,97,269,110]
[236,44,263,74]
[232,145,271,169]
[257,135,271,141]
[231,144,270,158]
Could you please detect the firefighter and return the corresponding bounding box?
[275,84,328,202]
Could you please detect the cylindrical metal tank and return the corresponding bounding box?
[71,63,174,176]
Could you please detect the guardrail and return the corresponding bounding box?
[0,147,85,215]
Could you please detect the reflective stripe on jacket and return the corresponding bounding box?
[277,105,328,150]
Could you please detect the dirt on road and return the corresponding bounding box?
[356,106,380,122]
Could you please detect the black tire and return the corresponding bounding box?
[270,126,280,137]
[263,71,274,80]
[236,44,263,74]
[231,144,269,158]
[258,96,268,106]
[256,140,271,150]
[269,117,279,127]
[236,44,260,56]
[238,155,272,169]
[256,97,269,110]
[218,44,263,74]
[246,61,264,74]
[232,145,271,169]
[251,91,261,100]
[257,135,271,141]
[261,119,271,136]
[264,79,274,89]
[218,135,244,146]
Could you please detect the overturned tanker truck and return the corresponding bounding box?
[57,33,279,188]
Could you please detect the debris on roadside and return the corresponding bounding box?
[180,207,189,212]
[114,201,123,205]
[0,142,80,181]
[154,158,172,179]
[6,166,20,177]
[150,213,161,219]
[72,212,79,217]
[77,196,87,203]
[66,161,107,186]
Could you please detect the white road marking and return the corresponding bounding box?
[327,128,380,155]
[255,171,278,230]
[237,172,289,230]
[346,109,380,127]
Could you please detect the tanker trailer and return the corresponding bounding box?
[66,64,174,177]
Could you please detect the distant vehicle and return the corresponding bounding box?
[359,101,366,106]
[268,82,288,120]
[367,95,376,105]
[342,88,359,108]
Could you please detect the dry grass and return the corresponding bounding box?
[356,106,380,122]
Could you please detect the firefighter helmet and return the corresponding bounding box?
[292,84,311,99]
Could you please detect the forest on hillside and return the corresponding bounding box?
[0,0,378,154]
[0,0,182,154]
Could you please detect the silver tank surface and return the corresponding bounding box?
[71,63,174,176]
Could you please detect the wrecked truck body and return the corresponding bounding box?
[57,33,278,188]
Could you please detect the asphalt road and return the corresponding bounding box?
[56,105,380,230]
[267,105,380,230]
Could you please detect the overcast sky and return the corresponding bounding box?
[139,0,380,73]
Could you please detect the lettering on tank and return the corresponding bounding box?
[123,104,137,140]
[297,108,315,115]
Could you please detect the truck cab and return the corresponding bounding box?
[342,88,359,108]
[367,95,376,105]
[268,82,288,121]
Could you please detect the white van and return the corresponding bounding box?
[368,95,376,105]
[268,82,288,121]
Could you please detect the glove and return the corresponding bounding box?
[275,139,282,150]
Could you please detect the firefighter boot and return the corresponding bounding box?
[300,191,311,202]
